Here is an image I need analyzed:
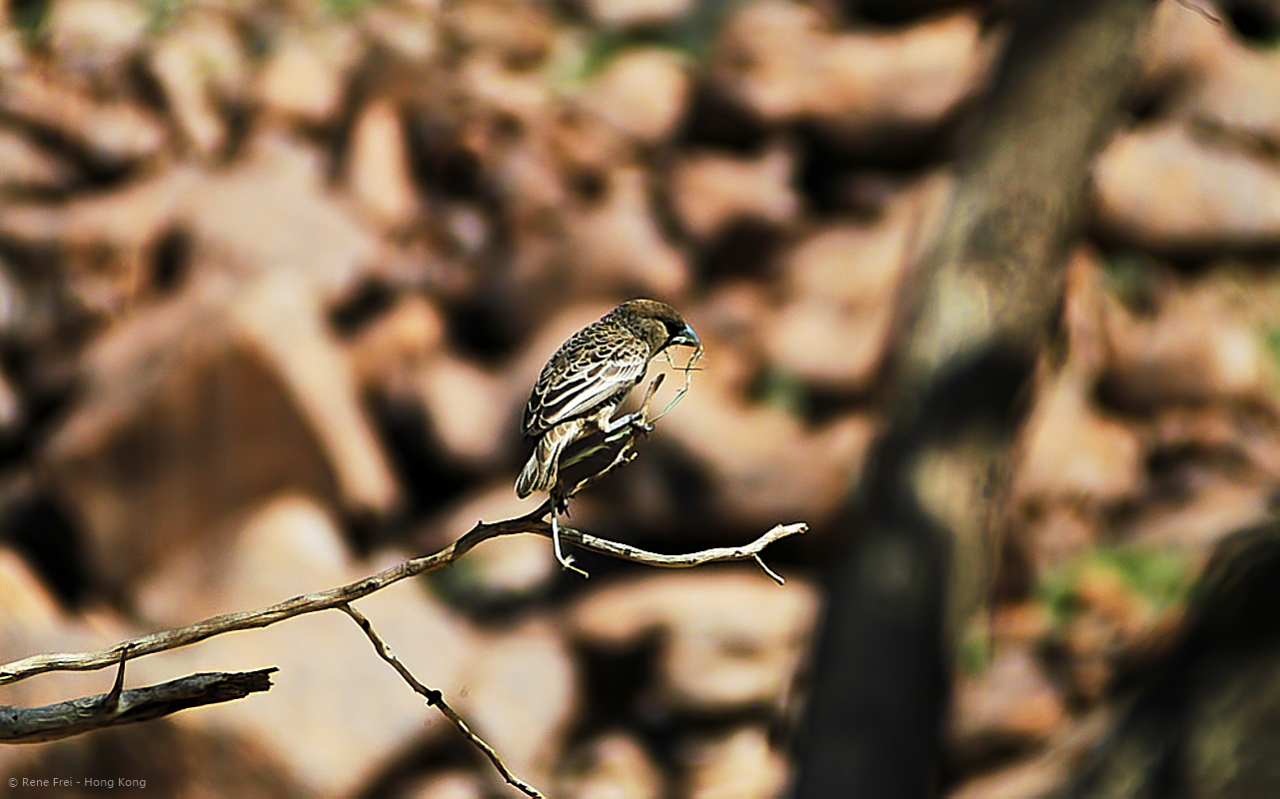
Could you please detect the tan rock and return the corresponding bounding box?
[1121,476,1275,553]
[441,201,492,258]
[0,548,76,647]
[0,260,23,337]
[0,9,23,72]
[349,294,448,396]
[712,0,825,121]
[546,106,631,175]
[1152,404,1280,480]
[687,282,770,395]
[783,217,913,304]
[682,726,789,799]
[1141,0,1230,81]
[0,367,19,432]
[569,570,818,711]
[671,145,799,240]
[462,55,553,122]
[564,167,689,296]
[407,771,486,799]
[714,3,991,132]
[189,133,386,299]
[1143,1,1280,146]
[491,138,569,224]
[764,298,892,392]
[42,271,398,590]
[656,334,875,525]
[228,272,399,509]
[0,38,21,74]
[132,495,475,797]
[45,0,148,77]
[1058,248,1112,377]
[952,646,1067,763]
[813,12,992,136]
[463,618,577,792]
[762,178,945,391]
[1014,376,1144,508]
[415,352,513,468]
[6,718,310,796]
[256,27,362,126]
[585,0,692,30]
[0,160,194,254]
[0,132,385,304]
[949,750,1071,799]
[1101,277,1280,408]
[427,483,553,598]
[582,48,690,145]
[0,70,166,167]
[147,13,246,158]
[348,98,420,228]
[361,3,441,63]
[0,155,195,319]
[1183,43,1280,147]
[0,128,75,191]
[1094,122,1280,250]
[451,0,554,61]
[562,733,662,799]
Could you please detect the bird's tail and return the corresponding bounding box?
[516,421,581,498]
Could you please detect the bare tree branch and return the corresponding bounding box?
[340,603,545,799]
[0,513,803,793]
[0,368,802,796]
[0,520,805,686]
[0,668,276,744]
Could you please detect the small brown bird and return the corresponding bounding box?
[518,298,701,498]
[517,299,700,571]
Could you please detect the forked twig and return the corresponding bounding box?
[649,345,703,424]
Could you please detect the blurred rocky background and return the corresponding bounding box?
[0,0,1279,795]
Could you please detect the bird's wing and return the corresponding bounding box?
[524,331,649,436]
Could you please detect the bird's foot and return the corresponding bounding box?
[557,552,589,579]
[630,418,655,436]
[550,510,589,579]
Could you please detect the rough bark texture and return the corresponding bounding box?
[0,669,275,744]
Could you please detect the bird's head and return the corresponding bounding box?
[613,299,701,354]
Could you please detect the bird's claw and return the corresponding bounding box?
[550,506,589,578]
[631,419,655,436]
[557,552,589,578]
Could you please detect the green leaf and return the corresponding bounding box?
[1037,544,1193,627]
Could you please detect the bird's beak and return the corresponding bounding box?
[670,323,701,350]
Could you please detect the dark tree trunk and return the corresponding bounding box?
[792,1,1152,796]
